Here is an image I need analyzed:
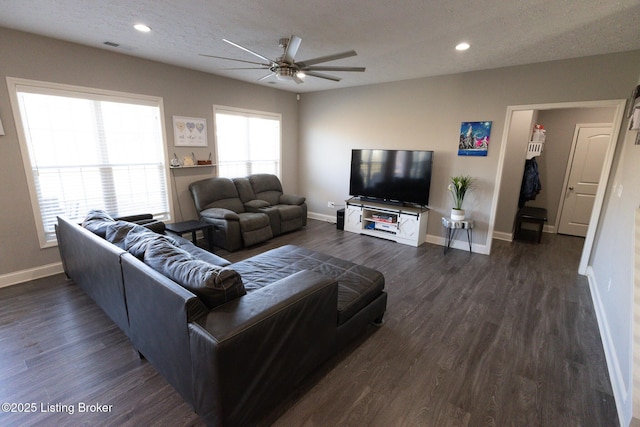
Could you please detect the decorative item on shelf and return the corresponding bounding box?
[183,152,195,166]
[531,123,546,142]
[170,153,181,167]
[197,152,213,165]
[448,175,473,220]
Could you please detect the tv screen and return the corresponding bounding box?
[349,149,433,206]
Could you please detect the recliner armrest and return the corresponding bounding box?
[200,207,240,221]
[188,270,338,426]
[279,194,305,205]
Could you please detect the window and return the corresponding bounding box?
[214,106,281,178]
[8,78,170,247]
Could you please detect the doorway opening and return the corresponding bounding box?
[487,99,627,275]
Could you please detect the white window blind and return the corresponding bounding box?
[214,106,281,178]
[11,80,169,246]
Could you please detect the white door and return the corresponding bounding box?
[557,125,612,237]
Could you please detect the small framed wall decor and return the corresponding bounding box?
[458,121,492,156]
[173,116,208,147]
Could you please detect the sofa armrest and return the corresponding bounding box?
[244,199,271,212]
[279,193,305,205]
[200,207,240,221]
[114,213,153,222]
[121,254,209,408]
[188,270,338,426]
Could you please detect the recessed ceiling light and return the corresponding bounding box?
[134,23,151,33]
[456,42,470,51]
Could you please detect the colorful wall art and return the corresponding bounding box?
[458,121,492,156]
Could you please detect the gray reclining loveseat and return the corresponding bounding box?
[189,174,307,251]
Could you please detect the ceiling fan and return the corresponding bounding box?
[200,35,365,84]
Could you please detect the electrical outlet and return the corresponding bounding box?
[328,201,335,208]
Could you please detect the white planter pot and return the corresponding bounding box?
[451,208,465,221]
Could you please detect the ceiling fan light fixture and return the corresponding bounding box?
[296,71,306,79]
[456,42,470,51]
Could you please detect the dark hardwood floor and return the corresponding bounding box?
[0,219,617,426]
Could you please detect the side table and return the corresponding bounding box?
[165,220,214,252]
[442,217,474,254]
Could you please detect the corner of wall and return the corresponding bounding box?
[586,265,631,426]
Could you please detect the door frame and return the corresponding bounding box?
[488,99,626,275]
[556,123,613,236]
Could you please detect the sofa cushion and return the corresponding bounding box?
[238,212,271,232]
[105,221,148,249]
[233,177,257,203]
[171,236,232,267]
[123,226,173,257]
[82,209,115,237]
[144,238,245,309]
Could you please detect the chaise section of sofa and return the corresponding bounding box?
[56,211,386,425]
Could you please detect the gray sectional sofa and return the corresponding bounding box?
[56,211,387,426]
[189,174,307,251]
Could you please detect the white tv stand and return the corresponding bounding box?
[344,198,429,247]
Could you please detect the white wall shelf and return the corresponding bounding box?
[169,164,216,169]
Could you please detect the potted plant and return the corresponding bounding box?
[448,175,473,220]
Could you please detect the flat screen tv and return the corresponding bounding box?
[349,149,434,207]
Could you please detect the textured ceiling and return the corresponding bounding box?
[1,0,639,93]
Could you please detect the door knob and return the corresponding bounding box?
[569,186,574,190]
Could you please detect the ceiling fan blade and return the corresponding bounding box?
[258,73,275,82]
[218,67,268,70]
[223,38,274,64]
[283,35,302,63]
[305,71,342,82]
[297,50,357,67]
[199,54,269,67]
[303,66,366,72]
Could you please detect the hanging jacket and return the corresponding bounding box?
[518,158,542,208]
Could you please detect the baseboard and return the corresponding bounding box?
[0,262,65,288]
[586,266,629,426]
[308,212,336,223]
[494,226,556,242]
[493,231,513,242]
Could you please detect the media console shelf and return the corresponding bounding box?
[344,198,429,247]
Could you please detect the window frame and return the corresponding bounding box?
[7,77,173,248]
[213,105,282,179]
